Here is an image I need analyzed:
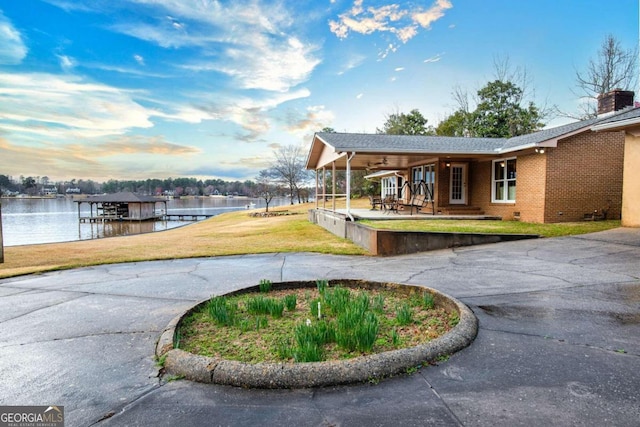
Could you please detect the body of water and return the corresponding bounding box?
[0,196,286,246]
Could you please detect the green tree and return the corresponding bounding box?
[22,176,37,195]
[436,109,471,137]
[470,80,543,137]
[377,109,435,135]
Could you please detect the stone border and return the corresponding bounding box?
[156,280,478,389]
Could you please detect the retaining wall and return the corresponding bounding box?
[309,209,538,256]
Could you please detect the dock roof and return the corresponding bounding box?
[77,192,163,203]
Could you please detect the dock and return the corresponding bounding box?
[162,214,215,221]
[79,214,215,223]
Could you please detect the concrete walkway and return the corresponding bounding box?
[0,228,639,426]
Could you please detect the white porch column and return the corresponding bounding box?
[332,161,336,212]
[315,170,319,209]
[322,167,326,209]
[346,152,355,220]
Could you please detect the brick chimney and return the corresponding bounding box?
[597,89,635,115]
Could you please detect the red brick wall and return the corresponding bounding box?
[419,129,623,223]
[468,160,539,221]
[543,131,624,222]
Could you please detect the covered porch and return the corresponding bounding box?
[305,132,516,221]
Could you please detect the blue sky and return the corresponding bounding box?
[0,0,638,182]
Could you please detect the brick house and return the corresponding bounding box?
[306,90,633,223]
[592,106,640,227]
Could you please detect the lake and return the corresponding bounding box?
[0,196,287,246]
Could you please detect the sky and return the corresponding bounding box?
[0,0,638,182]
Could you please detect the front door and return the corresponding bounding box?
[449,163,467,205]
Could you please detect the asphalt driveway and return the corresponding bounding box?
[0,228,638,426]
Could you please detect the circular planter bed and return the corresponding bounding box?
[156,280,477,389]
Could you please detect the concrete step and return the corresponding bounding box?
[437,206,485,215]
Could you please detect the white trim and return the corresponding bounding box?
[492,157,517,203]
[592,116,640,132]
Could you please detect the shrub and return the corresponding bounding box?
[422,291,435,309]
[247,295,270,315]
[372,294,385,314]
[207,296,237,326]
[310,298,321,319]
[391,328,401,346]
[293,340,323,363]
[255,316,268,331]
[247,295,284,318]
[316,279,328,295]
[323,286,351,315]
[336,308,379,352]
[396,303,413,326]
[292,320,335,362]
[268,299,285,318]
[275,338,293,360]
[284,294,297,311]
[259,279,272,293]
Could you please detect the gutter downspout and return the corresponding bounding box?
[345,152,355,221]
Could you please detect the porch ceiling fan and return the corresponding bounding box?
[366,157,388,169]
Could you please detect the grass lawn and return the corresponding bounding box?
[360,219,621,238]
[0,202,367,279]
[0,197,623,279]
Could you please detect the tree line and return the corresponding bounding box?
[0,175,264,198]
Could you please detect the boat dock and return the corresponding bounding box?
[79,213,215,223]
[162,214,215,221]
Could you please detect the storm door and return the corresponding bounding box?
[449,163,467,204]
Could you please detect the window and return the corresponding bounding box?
[381,176,399,198]
[492,158,516,202]
[412,164,435,200]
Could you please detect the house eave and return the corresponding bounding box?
[592,117,640,135]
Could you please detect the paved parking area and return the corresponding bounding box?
[0,228,638,426]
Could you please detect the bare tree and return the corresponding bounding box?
[574,34,638,118]
[256,169,280,212]
[270,144,310,205]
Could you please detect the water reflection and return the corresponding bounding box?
[84,219,161,239]
[0,196,287,246]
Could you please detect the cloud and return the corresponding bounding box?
[177,88,312,141]
[423,52,444,63]
[0,72,155,138]
[329,0,452,47]
[185,162,266,180]
[57,54,75,70]
[0,137,111,179]
[0,135,200,181]
[0,10,27,64]
[412,0,452,29]
[89,63,170,78]
[133,54,145,65]
[215,36,320,92]
[82,135,201,157]
[337,54,366,75]
[105,1,321,93]
[285,105,335,134]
